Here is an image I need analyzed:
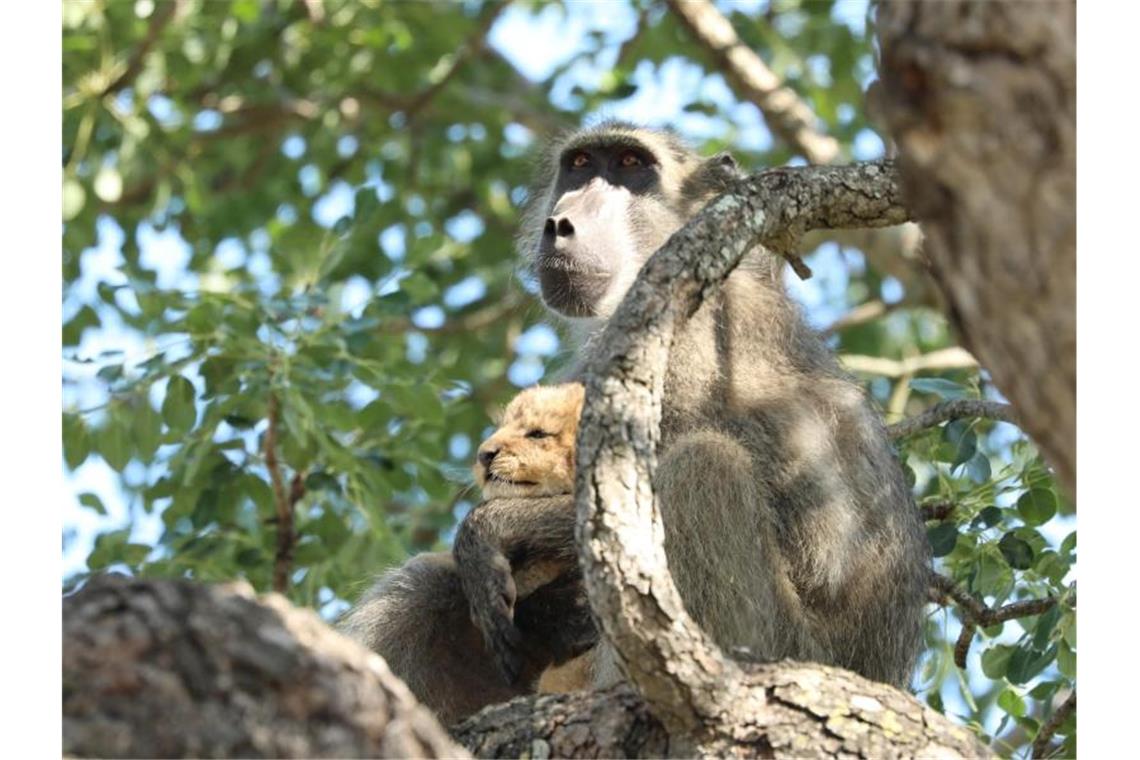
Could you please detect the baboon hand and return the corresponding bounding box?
[468,552,525,685]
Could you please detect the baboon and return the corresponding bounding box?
[340,122,930,721]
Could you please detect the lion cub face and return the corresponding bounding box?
[474,383,585,499]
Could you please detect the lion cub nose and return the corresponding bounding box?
[478,448,498,467]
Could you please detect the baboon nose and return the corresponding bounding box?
[544,217,575,238]
[478,449,497,467]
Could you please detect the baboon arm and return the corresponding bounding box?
[455,494,578,572]
[453,494,589,685]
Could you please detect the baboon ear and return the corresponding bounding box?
[714,152,738,171]
[686,151,742,198]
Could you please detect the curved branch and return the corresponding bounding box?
[575,160,914,739]
[666,0,840,164]
[887,399,1017,439]
[929,573,1063,669]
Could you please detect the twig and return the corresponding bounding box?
[887,399,1017,439]
[919,500,955,521]
[1031,691,1076,759]
[100,0,183,96]
[666,0,840,164]
[264,394,296,593]
[822,299,897,336]
[403,1,509,121]
[929,573,1059,668]
[840,347,978,378]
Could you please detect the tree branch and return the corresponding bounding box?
[928,573,1061,668]
[666,0,840,164]
[100,0,184,96]
[572,159,985,754]
[264,393,296,594]
[1031,690,1075,759]
[887,399,1017,439]
[63,575,466,758]
[919,500,955,521]
[663,0,939,308]
[840,346,978,378]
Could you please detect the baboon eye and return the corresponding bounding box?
[618,151,643,168]
[570,152,590,169]
[526,429,552,439]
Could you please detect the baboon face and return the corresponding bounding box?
[525,124,738,319]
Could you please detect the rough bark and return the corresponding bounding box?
[455,664,984,759]
[63,574,466,759]
[876,0,1076,496]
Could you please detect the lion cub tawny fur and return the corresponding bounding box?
[474,383,585,500]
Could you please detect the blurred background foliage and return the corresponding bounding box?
[61,1,1073,756]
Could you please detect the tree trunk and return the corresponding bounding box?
[875,0,1076,496]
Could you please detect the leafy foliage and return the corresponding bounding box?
[62,2,1073,757]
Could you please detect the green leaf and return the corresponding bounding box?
[926,522,958,558]
[1033,604,1061,650]
[132,398,163,461]
[162,376,198,433]
[63,413,91,470]
[972,506,1002,529]
[937,420,976,467]
[78,492,107,515]
[98,418,133,471]
[998,533,1034,570]
[400,271,439,303]
[997,688,1026,717]
[981,644,1014,679]
[1056,640,1076,678]
[1017,488,1057,526]
[1007,644,1057,685]
[964,451,991,483]
[974,550,1013,597]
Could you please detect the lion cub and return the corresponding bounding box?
[473,383,584,499]
[454,383,595,694]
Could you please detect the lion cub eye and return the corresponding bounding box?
[525,429,552,440]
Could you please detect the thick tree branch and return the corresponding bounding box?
[573,159,983,754]
[63,575,466,758]
[666,0,839,164]
[887,399,1018,439]
[455,663,983,759]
